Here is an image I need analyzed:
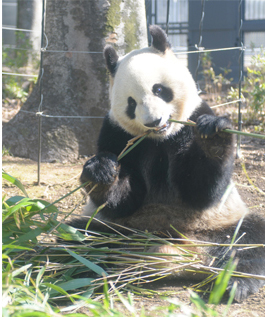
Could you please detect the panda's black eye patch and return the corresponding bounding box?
[152,84,173,103]
[126,97,137,119]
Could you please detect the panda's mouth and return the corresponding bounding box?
[154,121,172,134]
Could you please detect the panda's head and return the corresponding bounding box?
[104,25,201,138]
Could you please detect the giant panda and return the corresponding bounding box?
[69,25,265,302]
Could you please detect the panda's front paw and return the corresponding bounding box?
[196,115,232,138]
[80,152,119,185]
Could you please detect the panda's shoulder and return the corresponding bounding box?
[97,114,133,153]
[100,114,125,136]
[189,99,214,122]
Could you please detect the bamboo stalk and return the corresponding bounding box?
[169,119,265,139]
[118,131,151,160]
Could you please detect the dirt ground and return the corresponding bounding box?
[2,133,265,316]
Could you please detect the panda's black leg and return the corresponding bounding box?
[226,266,265,302]
[205,214,265,301]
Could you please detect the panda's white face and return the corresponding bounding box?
[109,47,202,138]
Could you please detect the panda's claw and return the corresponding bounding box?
[196,114,232,137]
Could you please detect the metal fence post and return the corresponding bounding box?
[37,0,46,185]
[237,0,244,158]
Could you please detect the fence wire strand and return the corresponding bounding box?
[2,26,38,33]
[19,110,105,119]
[3,45,244,55]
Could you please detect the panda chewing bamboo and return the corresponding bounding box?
[69,25,265,302]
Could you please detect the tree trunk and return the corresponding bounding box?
[3,0,147,162]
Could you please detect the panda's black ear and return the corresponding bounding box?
[104,45,119,76]
[149,25,171,53]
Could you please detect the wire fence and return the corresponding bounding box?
[2,0,253,183]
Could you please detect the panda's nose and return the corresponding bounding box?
[144,118,162,128]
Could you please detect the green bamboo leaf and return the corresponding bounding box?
[41,283,76,304]
[13,311,55,317]
[4,196,25,207]
[2,194,6,203]
[44,278,94,296]
[66,249,107,277]
[13,210,21,229]
[190,290,218,316]
[223,281,237,317]
[2,245,33,251]
[3,198,57,224]
[2,254,11,259]
[11,264,32,277]
[36,265,47,289]
[103,277,110,309]
[16,227,43,245]
[32,199,59,213]
[2,171,28,197]
[2,201,9,212]
[208,255,237,305]
[62,314,93,317]
[85,202,107,230]
[49,220,86,242]
[42,282,69,296]
[2,197,32,222]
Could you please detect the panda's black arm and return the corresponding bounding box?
[170,102,235,209]
[172,136,234,209]
[95,169,147,218]
[81,115,147,218]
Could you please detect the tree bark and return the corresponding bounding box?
[3,0,147,162]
